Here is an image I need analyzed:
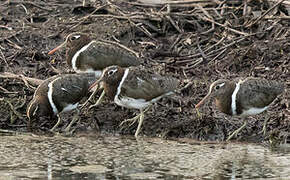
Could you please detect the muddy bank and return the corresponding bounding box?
[0,0,289,143]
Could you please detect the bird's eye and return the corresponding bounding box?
[108,69,117,76]
[70,35,80,41]
[215,83,225,90]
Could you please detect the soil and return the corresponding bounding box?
[0,0,289,143]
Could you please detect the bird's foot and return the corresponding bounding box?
[64,115,79,133]
[89,102,100,110]
[258,125,267,136]
[195,108,202,119]
[50,115,62,132]
[226,130,239,141]
[134,111,144,138]
[50,125,58,132]
[89,91,105,110]
[259,117,269,136]
[226,121,247,141]
[80,88,99,109]
[119,114,141,129]
[89,99,104,110]
[80,102,89,109]
[63,128,76,136]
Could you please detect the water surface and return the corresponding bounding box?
[0,134,290,179]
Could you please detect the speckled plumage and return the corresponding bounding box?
[91,65,179,137]
[235,78,284,114]
[195,77,284,141]
[26,73,98,128]
[100,65,179,108]
[50,33,140,73]
[197,77,284,116]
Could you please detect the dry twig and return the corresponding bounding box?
[246,0,286,27]
[0,72,43,87]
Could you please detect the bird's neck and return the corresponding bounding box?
[37,95,54,116]
[66,41,90,68]
[215,82,236,115]
[104,69,126,100]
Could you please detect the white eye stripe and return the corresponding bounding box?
[108,69,118,75]
[73,35,80,39]
[211,82,225,91]
[216,82,225,89]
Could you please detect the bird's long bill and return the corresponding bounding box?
[195,93,211,109]
[88,79,101,92]
[48,41,66,55]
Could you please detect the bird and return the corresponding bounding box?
[89,65,179,138]
[48,32,140,75]
[48,33,141,107]
[195,77,284,141]
[26,73,98,132]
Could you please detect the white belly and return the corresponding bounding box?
[115,96,151,110]
[240,106,268,117]
[75,69,102,78]
[62,103,79,112]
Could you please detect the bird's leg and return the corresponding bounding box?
[119,105,152,128]
[259,116,270,135]
[135,110,145,138]
[119,114,140,128]
[195,108,202,119]
[89,90,105,109]
[50,114,62,132]
[27,117,32,132]
[226,120,248,141]
[80,83,100,109]
[64,109,80,133]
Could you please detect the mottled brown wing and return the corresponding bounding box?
[120,67,179,101]
[77,41,140,70]
[33,75,62,98]
[52,74,90,110]
[237,78,284,108]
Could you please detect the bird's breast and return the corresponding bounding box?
[215,98,232,115]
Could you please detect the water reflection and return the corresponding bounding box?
[0,134,289,179]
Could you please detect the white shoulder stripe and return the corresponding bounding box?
[114,68,129,102]
[231,81,241,115]
[71,40,95,72]
[47,77,61,114]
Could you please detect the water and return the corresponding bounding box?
[0,133,290,179]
